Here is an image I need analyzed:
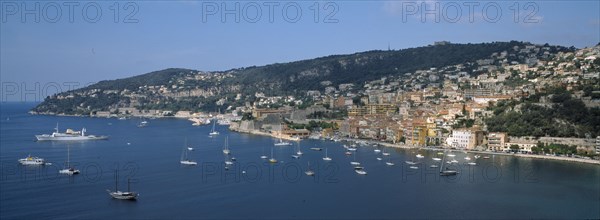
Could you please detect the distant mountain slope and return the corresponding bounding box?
[228,41,536,94]
[32,41,571,114]
[84,68,197,91]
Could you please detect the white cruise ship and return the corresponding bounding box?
[35,124,108,141]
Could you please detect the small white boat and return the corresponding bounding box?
[450,159,459,163]
[269,147,277,163]
[430,165,439,168]
[386,162,395,166]
[474,155,481,159]
[437,152,444,155]
[464,157,471,160]
[59,167,80,175]
[224,161,234,165]
[310,147,322,151]
[187,147,194,151]
[350,153,360,166]
[440,170,458,176]
[137,120,148,128]
[374,149,381,153]
[305,162,315,176]
[381,148,390,156]
[209,131,219,136]
[291,155,300,159]
[209,120,219,136]
[416,154,424,159]
[376,157,382,161]
[405,161,417,165]
[347,148,357,151]
[322,148,332,161]
[355,169,367,175]
[180,160,197,165]
[59,145,80,175]
[345,151,352,155]
[296,142,303,155]
[18,155,46,165]
[439,153,459,176]
[448,154,456,157]
[467,162,477,166]
[432,157,441,161]
[274,138,292,146]
[180,140,197,165]
[260,155,268,159]
[409,166,419,169]
[222,137,231,155]
[483,156,490,159]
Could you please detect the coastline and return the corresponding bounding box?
[378,142,600,165]
[229,126,300,141]
[30,112,600,165]
[230,127,600,165]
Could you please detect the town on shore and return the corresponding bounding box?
[30,42,600,164]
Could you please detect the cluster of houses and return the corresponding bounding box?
[74,43,600,154]
[230,44,600,153]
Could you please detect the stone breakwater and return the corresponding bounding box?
[229,122,299,141]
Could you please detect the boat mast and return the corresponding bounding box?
[181,144,186,161]
[115,169,119,192]
[66,145,70,168]
[439,152,446,173]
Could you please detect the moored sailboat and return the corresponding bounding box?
[322,148,332,161]
[107,169,138,200]
[59,145,80,175]
[180,140,197,165]
[209,119,219,136]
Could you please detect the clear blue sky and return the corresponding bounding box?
[1,1,599,101]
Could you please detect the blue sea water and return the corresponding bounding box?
[1,102,599,219]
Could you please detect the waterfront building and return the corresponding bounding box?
[447,128,484,150]
[488,132,509,151]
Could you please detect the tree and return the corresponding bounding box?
[242,112,254,121]
[510,144,520,152]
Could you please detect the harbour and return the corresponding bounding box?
[1,103,599,219]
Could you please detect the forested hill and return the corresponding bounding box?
[32,41,571,114]
[82,68,197,91]
[228,41,550,93]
